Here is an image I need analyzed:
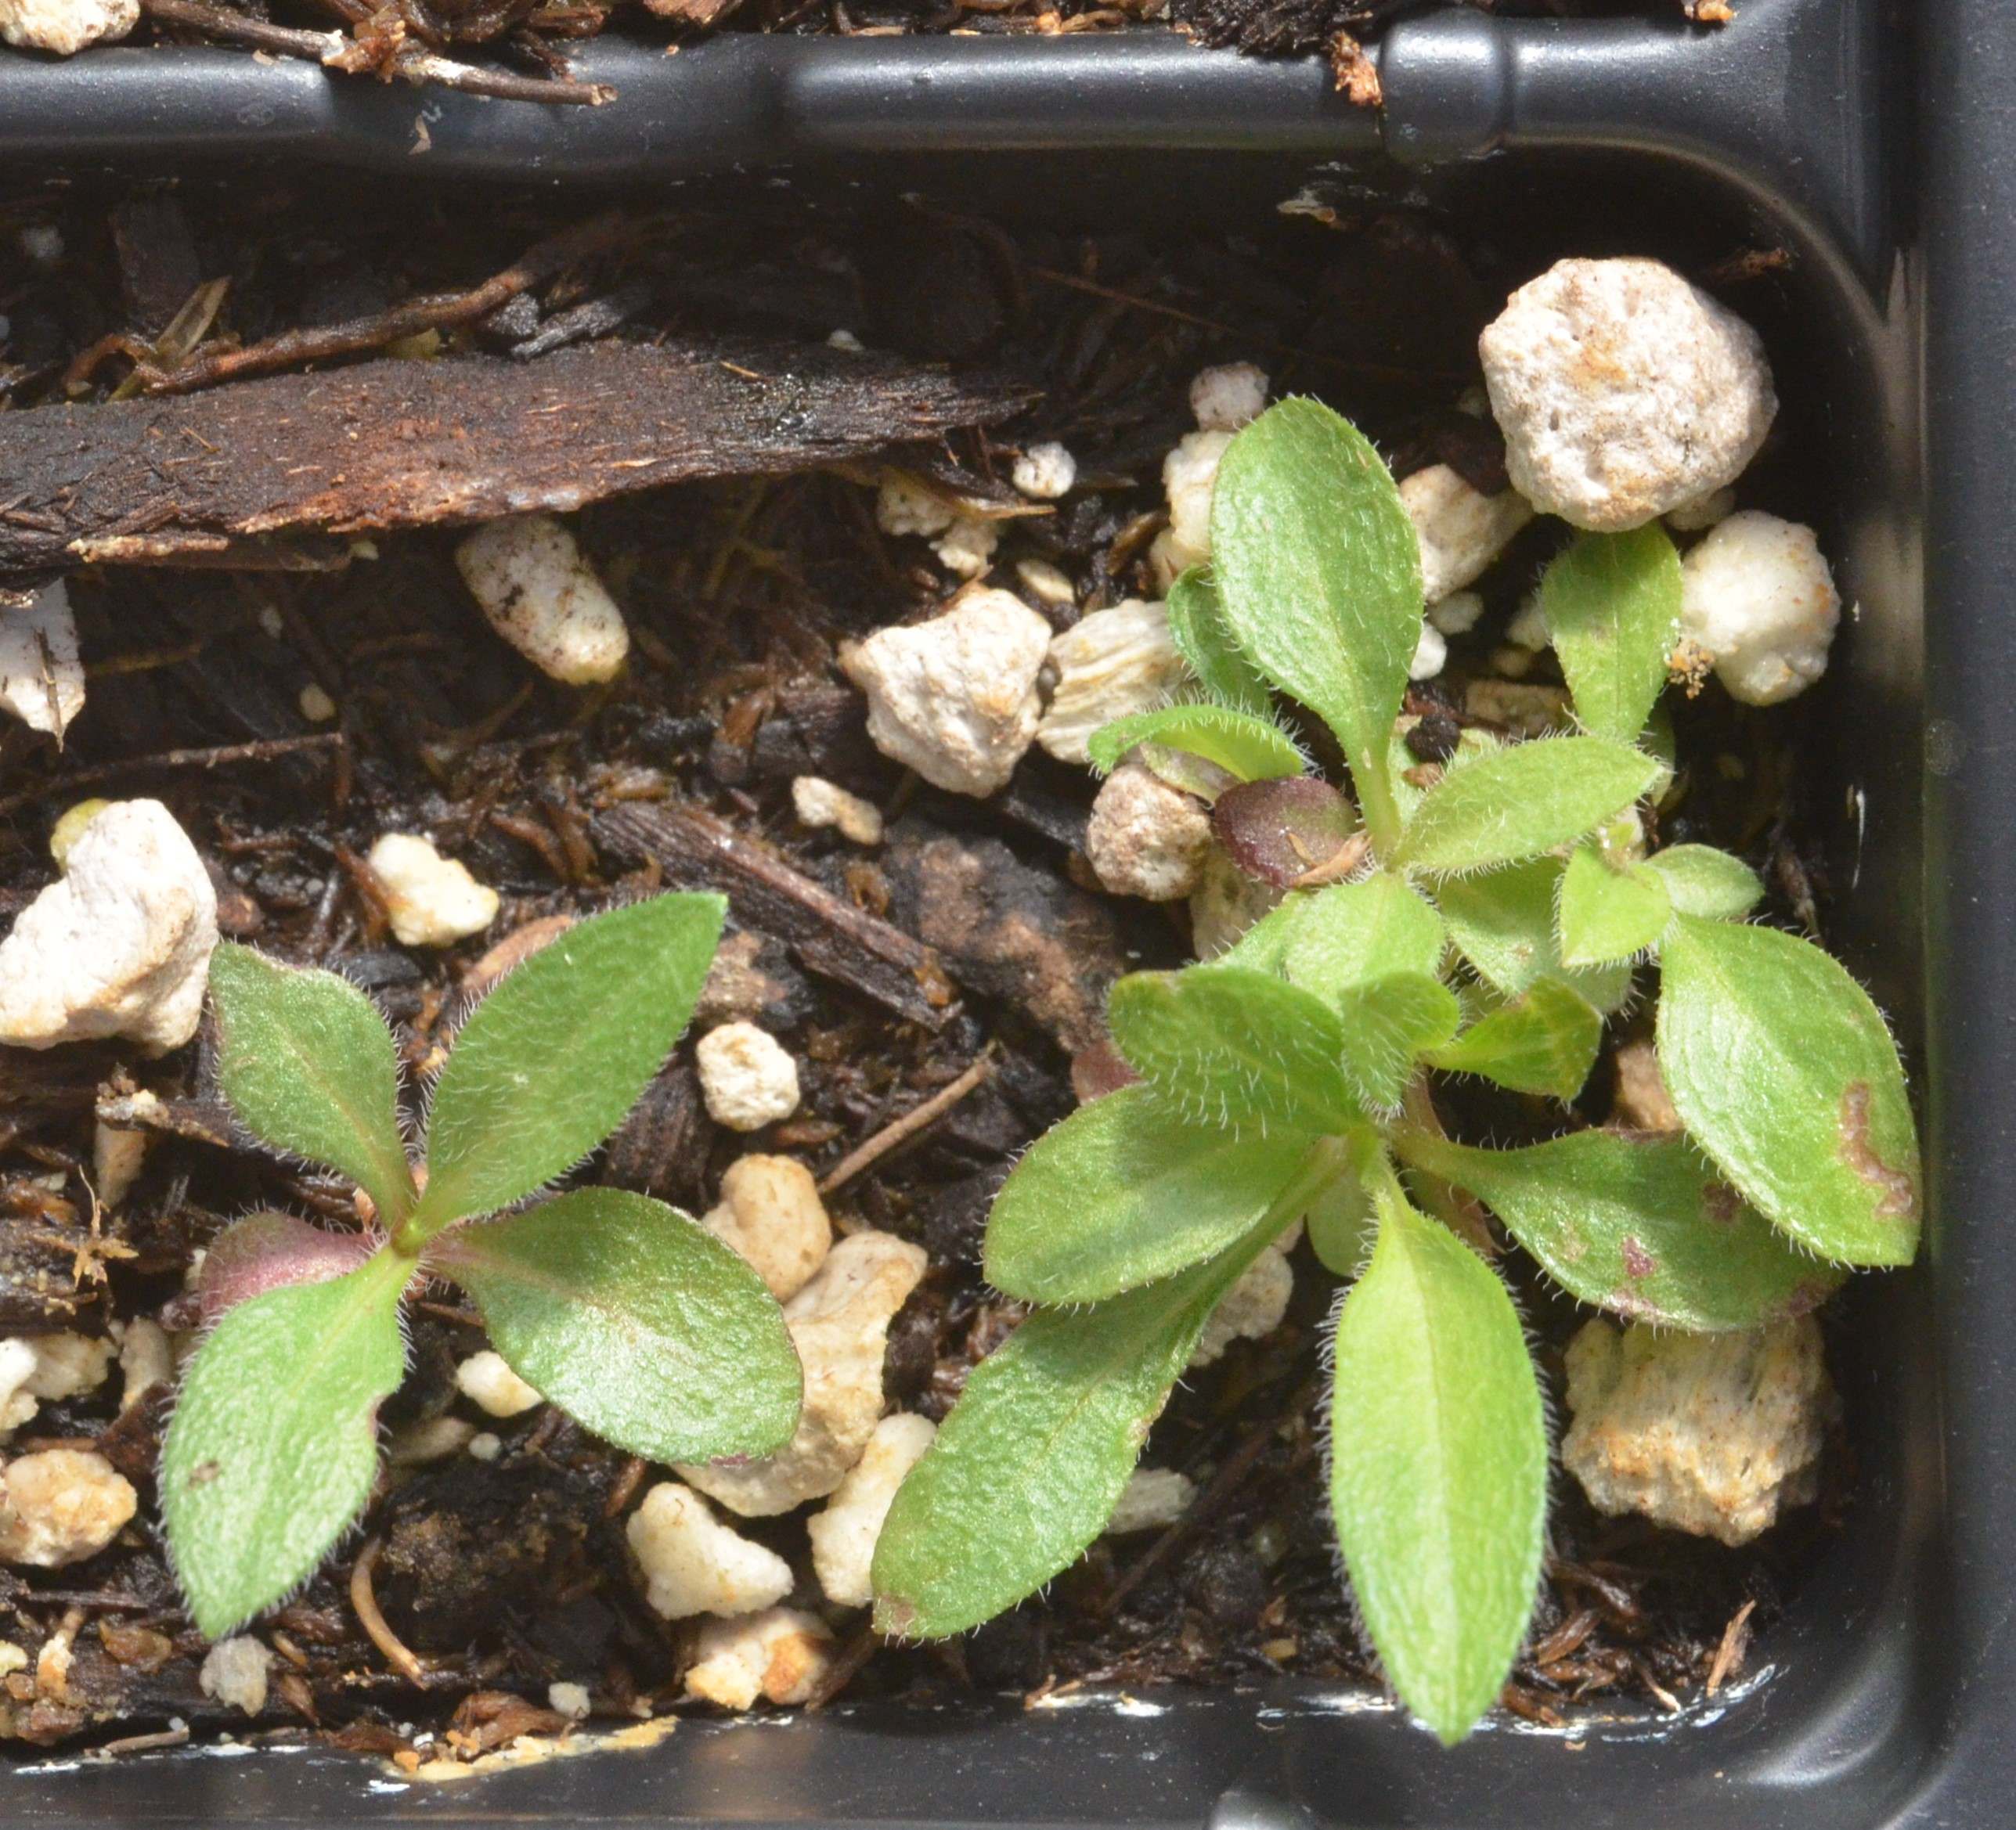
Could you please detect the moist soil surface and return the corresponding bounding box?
[0,176,1844,1763]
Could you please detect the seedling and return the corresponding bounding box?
[870,400,1920,1744]
[161,894,803,1638]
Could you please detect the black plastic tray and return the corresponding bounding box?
[5,0,2013,1821]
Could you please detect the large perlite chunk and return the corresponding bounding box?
[626,1481,794,1620]
[0,1450,136,1568]
[676,1230,927,1516]
[840,590,1051,797]
[683,1608,835,1711]
[454,513,630,686]
[701,1155,833,1302]
[1035,599,1188,766]
[1677,510,1841,705]
[1084,762,1212,902]
[1480,258,1776,531]
[0,581,85,740]
[1149,430,1234,589]
[694,1022,802,1133]
[0,0,135,54]
[1561,1315,1834,1546]
[366,833,499,948]
[0,799,217,1053]
[808,1411,936,1607]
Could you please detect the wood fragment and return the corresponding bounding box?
[0,733,344,819]
[594,800,954,1028]
[350,1537,430,1687]
[1704,1597,1756,1696]
[0,340,1039,581]
[817,1051,992,1194]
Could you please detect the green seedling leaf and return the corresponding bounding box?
[1336,973,1465,1111]
[1210,398,1422,847]
[1397,1128,1840,1332]
[431,1187,800,1464]
[163,1249,409,1638]
[1166,566,1270,716]
[1394,737,1661,877]
[1329,1173,1547,1745]
[413,892,727,1236]
[209,944,414,1228]
[1426,979,1603,1100]
[873,1234,1268,1639]
[1307,1173,1376,1274]
[1390,723,1504,824]
[1087,704,1304,785]
[193,1212,377,1325]
[1557,843,1672,967]
[1211,776,1358,888]
[1279,874,1445,1002]
[984,1085,1329,1304]
[1658,916,1920,1265]
[1108,966,1362,1136]
[1210,889,1311,976]
[1644,844,1763,921]
[1437,859,1634,1013]
[1539,524,1683,744]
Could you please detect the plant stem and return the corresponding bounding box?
[1394,1080,1495,1255]
[1355,745,1404,862]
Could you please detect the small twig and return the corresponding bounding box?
[140,0,615,110]
[818,1053,994,1195]
[349,1536,429,1686]
[136,208,630,396]
[0,731,344,820]
[88,1724,193,1759]
[804,1623,882,1711]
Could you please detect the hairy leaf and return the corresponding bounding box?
[210,944,414,1227]
[1166,566,1271,715]
[1108,966,1361,1136]
[1557,844,1672,967]
[1645,844,1763,921]
[1087,704,1305,786]
[162,1249,409,1638]
[984,1086,1327,1304]
[1394,737,1661,877]
[1279,875,1445,1002]
[1307,1173,1376,1274]
[873,1237,1267,1639]
[1436,859,1633,1012]
[1329,1174,1546,1745]
[1210,399,1422,845]
[1426,979,1603,1099]
[431,1187,799,1463]
[1658,917,1920,1265]
[1336,973,1464,1111]
[1540,524,1683,744]
[1212,776,1358,888]
[1399,1129,1839,1331]
[413,893,726,1236]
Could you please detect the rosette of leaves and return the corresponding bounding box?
[161,895,802,1638]
[870,400,1919,1744]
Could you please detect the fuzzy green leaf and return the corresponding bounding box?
[1394,737,1661,877]
[1426,980,1603,1100]
[1644,844,1763,921]
[1329,1173,1547,1745]
[1087,704,1304,785]
[1336,974,1465,1111]
[873,1236,1268,1639]
[1557,844,1672,967]
[1398,1128,1839,1331]
[1210,399,1422,845]
[413,893,726,1236]
[209,944,414,1228]
[984,1085,1326,1304]
[163,1250,409,1638]
[1108,966,1362,1136]
[1279,875,1445,1002]
[1167,566,1271,716]
[1540,524,1683,744]
[1436,859,1634,1013]
[1307,1174,1376,1274]
[431,1187,799,1464]
[1658,917,1920,1265]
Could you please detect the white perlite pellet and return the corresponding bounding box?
[366,833,499,948]
[1011,442,1077,501]
[1479,257,1776,531]
[791,776,883,847]
[626,1481,793,1620]
[840,589,1051,798]
[1398,465,1534,604]
[0,581,85,740]
[199,1637,272,1717]
[807,1411,936,1607]
[0,0,135,55]
[1188,362,1269,433]
[454,513,630,686]
[454,1350,543,1419]
[1084,762,1211,902]
[0,800,217,1054]
[695,1022,802,1132]
[1677,510,1841,705]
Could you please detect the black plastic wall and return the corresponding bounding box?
[1,0,2007,1821]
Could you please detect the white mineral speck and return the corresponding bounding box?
[0,582,85,741]
[366,833,499,948]
[1678,510,1841,705]
[1012,442,1077,501]
[454,513,629,686]
[695,1022,802,1132]
[626,1481,794,1620]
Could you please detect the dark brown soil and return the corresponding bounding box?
[0,176,1839,1762]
